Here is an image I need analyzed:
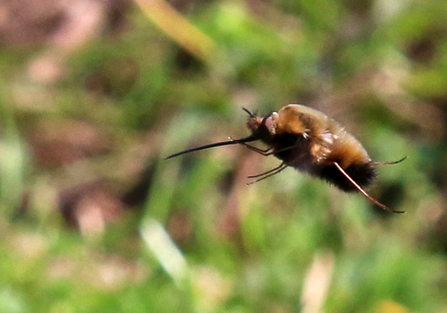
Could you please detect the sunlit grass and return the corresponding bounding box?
[0,0,446,312]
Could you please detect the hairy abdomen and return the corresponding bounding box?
[318,162,376,192]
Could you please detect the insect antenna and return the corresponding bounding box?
[372,156,407,166]
[333,162,405,214]
[165,135,258,160]
[242,107,257,118]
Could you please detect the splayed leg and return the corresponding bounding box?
[372,156,407,166]
[247,163,288,185]
[333,162,405,213]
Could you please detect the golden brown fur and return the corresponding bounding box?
[247,104,375,191]
[248,104,371,168]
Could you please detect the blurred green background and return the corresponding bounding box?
[1,0,447,312]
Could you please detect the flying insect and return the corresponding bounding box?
[166,104,406,213]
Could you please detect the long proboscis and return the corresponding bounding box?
[165,135,258,160]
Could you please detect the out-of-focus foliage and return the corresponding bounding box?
[0,0,447,312]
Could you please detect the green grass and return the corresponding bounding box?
[1,0,447,312]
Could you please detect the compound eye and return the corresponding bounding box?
[263,112,278,135]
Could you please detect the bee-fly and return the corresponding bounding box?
[166,104,407,213]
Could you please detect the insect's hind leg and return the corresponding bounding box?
[372,156,407,166]
[333,162,405,214]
